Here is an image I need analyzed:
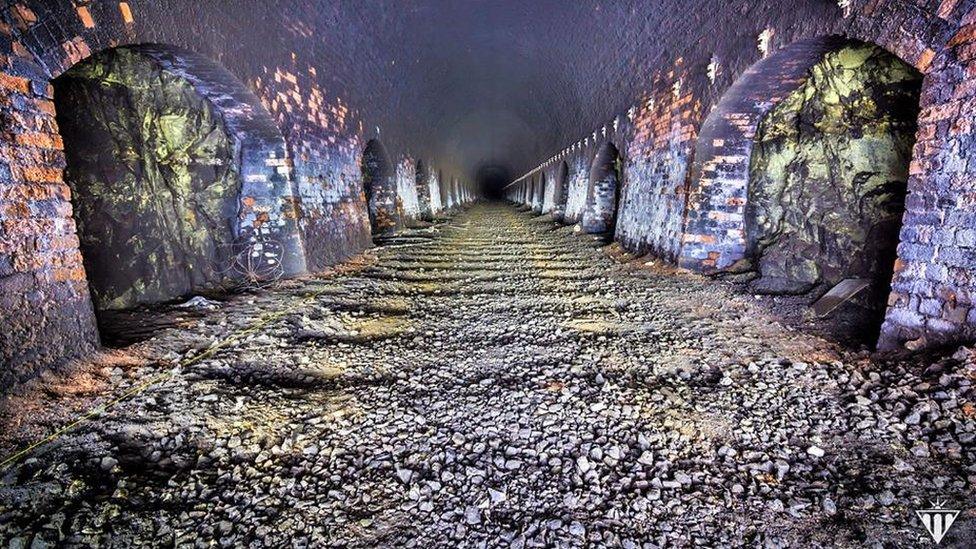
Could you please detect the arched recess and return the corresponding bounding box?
[361,139,401,233]
[680,36,923,340]
[532,174,545,213]
[415,160,433,221]
[425,163,443,215]
[53,44,305,314]
[682,36,862,271]
[581,142,621,234]
[551,161,570,221]
[437,169,451,209]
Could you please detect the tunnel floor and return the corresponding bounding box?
[1,203,974,547]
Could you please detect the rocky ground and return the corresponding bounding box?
[1,203,974,547]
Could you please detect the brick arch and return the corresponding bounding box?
[360,138,400,233]
[582,141,621,234]
[678,35,854,271]
[52,44,309,314]
[550,161,570,220]
[563,151,594,224]
[121,44,306,277]
[0,38,310,385]
[532,173,545,213]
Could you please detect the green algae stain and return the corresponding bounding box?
[747,44,922,297]
[55,48,240,311]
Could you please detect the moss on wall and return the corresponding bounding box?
[747,44,922,298]
[55,48,240,310]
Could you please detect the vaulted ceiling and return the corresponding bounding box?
[138,0,833,188]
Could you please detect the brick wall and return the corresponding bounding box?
[396,156,421,222]
[879,10,976,348]
[0,4,98,386]
[616,66,701,261]
[514,0,976,350]
[0,0,403,386]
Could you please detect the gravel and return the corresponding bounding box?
[0,204,973,547]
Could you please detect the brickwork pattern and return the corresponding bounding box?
[515,0,976,349]
[581,143,621,234]
[0,4,98,386]
[880,7,976,348]
[616,67,701,261]
[396,157,421,222]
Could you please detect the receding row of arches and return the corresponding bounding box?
[511,36,924,343]
[24,43,457,346]
[359,140,461,234]
[515,141,623,237]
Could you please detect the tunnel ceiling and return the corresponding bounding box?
[125,0,835,184]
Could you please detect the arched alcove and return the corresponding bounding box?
[749,42,921,334]
[532,174,545,213]
[680,36,923,342]
[551,161,570,221]
[53,44,303,316]
[682,36,860,271]
[361,139,401,233]
[415,160,433,220]
[581,142,621,234]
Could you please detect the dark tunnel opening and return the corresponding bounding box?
[476,164,513,200]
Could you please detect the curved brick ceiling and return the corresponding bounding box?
[131,0,833,186]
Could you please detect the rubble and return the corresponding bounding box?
[0,204,972,547]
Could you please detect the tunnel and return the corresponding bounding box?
[475,163,512,200]
[1,2,975,547]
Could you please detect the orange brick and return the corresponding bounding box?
[916,49,936,73]
[15,165,63,184]
[948,24,976,47]
[119,2,134,24]
[76,5,95,28]
[11,4,37,30]
[0,72,30,94]
[15,132,63,150]
[35,98,57,116]
[54,265,87,283]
